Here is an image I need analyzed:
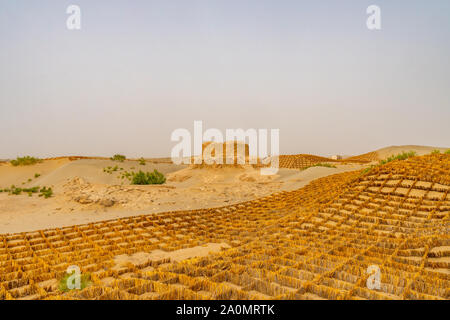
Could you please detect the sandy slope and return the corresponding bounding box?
[375,145,448,160]
[0,158,70,187]
[34,159,185,190]
[277,164,364,191]
[4,144,446,234]
[0,159,364,234]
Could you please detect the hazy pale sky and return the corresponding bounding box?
[0,0,449,158]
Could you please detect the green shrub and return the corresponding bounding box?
[431,149,441,154]
[119,171,134,181]
[103,166,119,174]
[34,173,41,178]
[24,186,40,193]
[110,154,126,162]
[361,151,417,176]
[361,165,375,176]
[139,158,146,166]
[379,151,417,165]
[39,187,53,198]
[10,156,42,166]
[4,185,51,198]
[131,170,166,185]
[312,163,337,168]
[446,149,450,155]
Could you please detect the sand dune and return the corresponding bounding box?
[345,145,449,163]
[0,158,70,187]
[1,153,448,300]
[0,157,364,234]
[0,145,444,234]
[375,145,448,159]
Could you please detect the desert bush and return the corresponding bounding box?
[379,151,416,165]
[39,187,53,198]
[103,166,119,174]
[34,173,41,178]
[5,185,40,196]
[361,165,375,176]
[361,151,417,176]
[110,154,126,162]
[10,156,42,166]
[120,171,133,180]
[27,186,40,193]
[3,185,52,198]
[431,149,441,154]
[446,149,450,155]
[139,158,146,166]
[131,170,166,185]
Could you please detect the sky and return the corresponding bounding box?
[0,0,449,159]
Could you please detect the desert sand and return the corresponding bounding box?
[0,145,448,300]
[0,158,364,233]
[374,145,448,160]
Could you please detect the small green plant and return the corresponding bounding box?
[446,149,450,155]
[34,173,41,178]
[58,272,91,293]
[131,170,166,185]
[5,185,40,196]
[39,187,53,198]
[10,156,42,166]
[110,154,126,162]
[119,171,134,181]
[27,186,40,193]
[431,149,441,154]
[139,158,146,166]
[361,165,375,176]
[103,165,119,174]
[360,151,418,176]
[379,151,417,165]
